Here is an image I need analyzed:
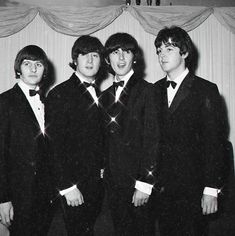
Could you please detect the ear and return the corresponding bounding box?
[105,58,110,65]
[182,52,189,59]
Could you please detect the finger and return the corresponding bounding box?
[132,193,135,204]
[136,199,141,207]
[66,199,71,206]
[2,215,10,226]
[81,195,84,204]
[79,196,84,205]
[202,204,207,215]
[10,207,14,221]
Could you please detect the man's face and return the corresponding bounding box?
[76,52,101,81]
[108,48,134,79]
[157,41,187,77]
[20,59,44,88]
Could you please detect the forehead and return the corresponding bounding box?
[158,38,176,48]
[79,51,100,56]
[21,59,43,63]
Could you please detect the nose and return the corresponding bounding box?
[118,50,124,60]
[159,51,166,59]
[87,53,93,63]
[30,64,37,72]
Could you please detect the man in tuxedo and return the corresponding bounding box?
[153,26,225,235]
[45,35,106,236]
[102,32,159,235]
[0,45,52,236]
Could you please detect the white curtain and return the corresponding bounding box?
[0,5,234,161]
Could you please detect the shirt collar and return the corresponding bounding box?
[167,68,189,86]
[114,69,134,87]
[18,80,39,96]
[75,71,95,85]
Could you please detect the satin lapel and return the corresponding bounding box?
[168,73,195,114]
[13,84,40,128]
[158,78,169,113]
[118,73,139,107]
[71,73,99,107]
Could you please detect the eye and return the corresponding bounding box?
[36,62,43,67]
[125,50,131,54]
[22,61,30,66]
[112,50,119,55]
[92,53,99,58]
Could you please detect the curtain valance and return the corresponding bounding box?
[39,5,124,36]
[0,5,234,37]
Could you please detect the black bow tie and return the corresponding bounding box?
[113,80,124,90]
[83,82,96,88]
[166,80,177,89]
[29,89,45,103]
[29,89,42,96]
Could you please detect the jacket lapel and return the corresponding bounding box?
[158,78,169,114]
[118,73,139,107]
[168,73,195,114]
[14,84,41,128]
[71,73,100,107]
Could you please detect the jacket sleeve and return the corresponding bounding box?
[0,96,11,203]
[139,84,160,185]
[45,90,75,192]
[201,84,226,189]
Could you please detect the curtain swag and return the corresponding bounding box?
[0,5,234,37]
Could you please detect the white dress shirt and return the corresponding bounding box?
[18,80,45,134]
[167,68,189,107]
[114,69,134,102]
[75,71,99,105]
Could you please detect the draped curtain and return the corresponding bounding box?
[0,4,235,162]
[0,5,235,36]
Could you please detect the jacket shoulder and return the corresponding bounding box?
[47,77,75,99]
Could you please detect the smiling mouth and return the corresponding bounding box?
[117,63,126,68]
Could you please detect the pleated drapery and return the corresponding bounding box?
[0,5,235,37]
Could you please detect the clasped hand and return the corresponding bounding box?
[0,201,14,227]
[64,188,84,207]
[201,194,218,215]
[132,189,149,207]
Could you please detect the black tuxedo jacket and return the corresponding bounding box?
[154,73,225,199]
[101,73,159,193]
[45,73,105,198]
[0,84,51,233]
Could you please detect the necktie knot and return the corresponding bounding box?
[113,80,124,90]
[29,89,42,97]
[29,89,45,103]
[83,81,96,88]
[166,80,177,89]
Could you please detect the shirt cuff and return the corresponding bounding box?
[203,187,220,197]
[135,180,153,195]
[59,185,77,196]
